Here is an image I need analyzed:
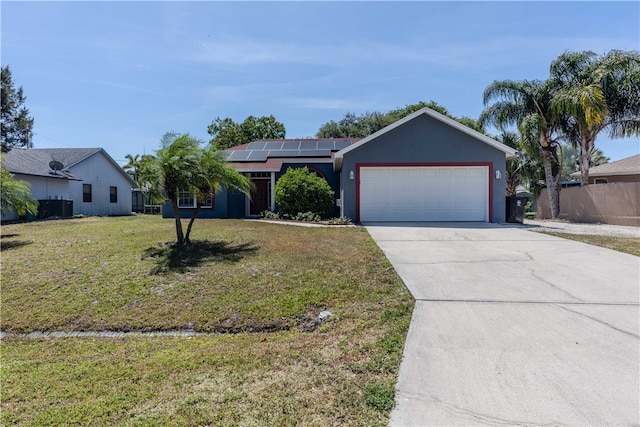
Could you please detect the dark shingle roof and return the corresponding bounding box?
[4,148,105,180]
[4,148,104,180]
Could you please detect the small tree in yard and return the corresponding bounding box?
[139,132,252,245]
[274,167,334,217]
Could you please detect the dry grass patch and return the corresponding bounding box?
[538,231,640,257]
[1,215,413,425]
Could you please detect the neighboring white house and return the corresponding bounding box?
[3,148,136,219]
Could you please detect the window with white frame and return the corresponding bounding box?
[177,190,214,208]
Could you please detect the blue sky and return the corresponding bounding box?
[2,1,639,165]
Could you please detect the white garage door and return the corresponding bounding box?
[359,166,489,221]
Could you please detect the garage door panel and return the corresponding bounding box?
[359,166,488,222]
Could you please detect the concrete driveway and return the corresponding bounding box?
[364,222,639,426]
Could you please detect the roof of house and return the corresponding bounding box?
[570,154,640,178]
[3,148,137,186]
[224,138,360,171]
[333,107,518,170]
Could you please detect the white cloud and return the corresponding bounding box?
[282,97,380,111]
[183,34,639,71]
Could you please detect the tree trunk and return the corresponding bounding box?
[542,151,560,219]
[184,205,201,244]
[579,135,592,186]
[505,175,517,197]
[171,200,185,245]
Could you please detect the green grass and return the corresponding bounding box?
[1,215,413,426]
[538,231,640,257]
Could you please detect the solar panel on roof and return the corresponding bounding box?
[229,150,251,161]
[300,140,318,150]
[268,150,300,157]
[334,140,352,150]
[317,141,333,150]
[247,151,269,161]
[248,142,267,150]
[281,141,301,150]
[263,141,284,150]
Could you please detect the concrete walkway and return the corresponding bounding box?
[365,222,639,426]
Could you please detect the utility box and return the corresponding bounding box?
[37,199,74,219]
[506,196,527,223]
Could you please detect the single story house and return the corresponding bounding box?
[162,138,359,219]
[2,148,136,220]
[163,107,517,223]
[570,154,640,184]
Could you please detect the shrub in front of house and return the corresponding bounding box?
[274,167,335,218]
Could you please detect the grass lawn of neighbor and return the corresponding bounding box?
[538,231,640,257]
[1,215,413,426]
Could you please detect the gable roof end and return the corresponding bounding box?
[3,148,137,187]
[333,107,518,170]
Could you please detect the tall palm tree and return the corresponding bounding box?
[123,153,141,183]
[550,50,640,185]
[480,79,563,218]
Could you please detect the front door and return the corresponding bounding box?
[250,178,270,215]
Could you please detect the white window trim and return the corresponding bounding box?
[177,189,214,209]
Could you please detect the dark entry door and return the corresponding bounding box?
[250,179,270,215]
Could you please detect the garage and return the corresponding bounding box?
[358,165,489,222]
[334,107,517,223]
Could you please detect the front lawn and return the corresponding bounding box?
[1,215,413,426]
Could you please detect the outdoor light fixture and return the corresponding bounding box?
[495,170,502,179]
[349,170,355,180]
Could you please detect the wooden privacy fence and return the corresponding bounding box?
[537,182,640,226]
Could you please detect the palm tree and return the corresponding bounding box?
[550,50,640,185]
[1,155,38,217]
[495,132,521,196]
[559,144,609,181]
[139,132,252,245]
[123,154,141,183]
[480,79,563,218]
[183,148,252,243]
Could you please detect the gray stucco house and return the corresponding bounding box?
[335,107,517,222]
[162,138,359,219]
[164,107,517,223]
[2,148,136,220]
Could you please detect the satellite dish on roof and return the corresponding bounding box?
[49,160,64,171]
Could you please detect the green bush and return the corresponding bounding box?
[293,211,321,222]
[261,210,280,219]
[327,216,353,225]
[274,167,334,217]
